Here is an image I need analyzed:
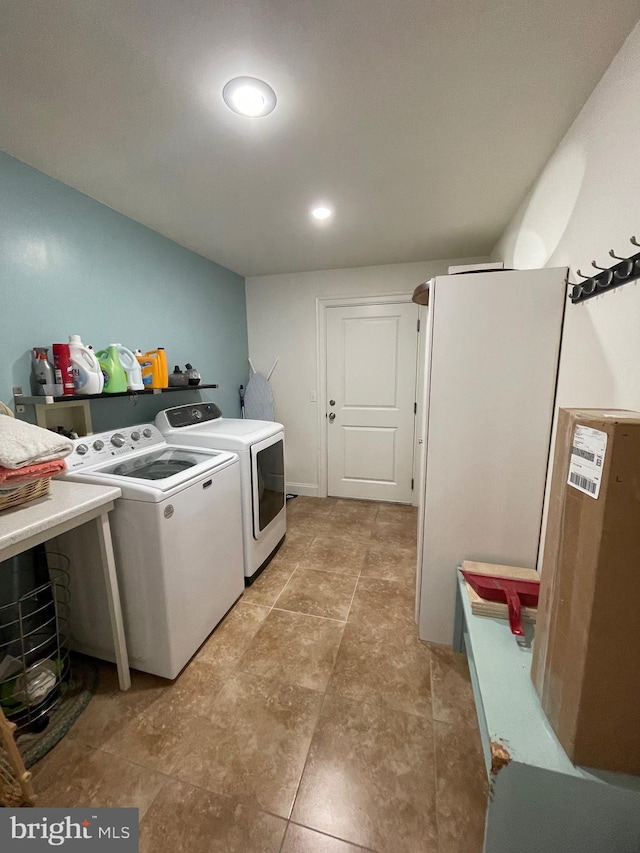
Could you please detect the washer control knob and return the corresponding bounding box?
[142,428,153,438]
[92,439,105,451]
[191,408,203,420]
[111,433,126,448]
[76,444,89,456]
[130,431,141,441]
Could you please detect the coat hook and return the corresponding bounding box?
[570,239,640,302]
[576,271,597,294]
[590,260,613,287]
[569,283,582,301]
[609,250,634,279]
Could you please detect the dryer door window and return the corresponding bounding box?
[251,435,285,538]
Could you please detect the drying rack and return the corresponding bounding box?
[569,235,640,303]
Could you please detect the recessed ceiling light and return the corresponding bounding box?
[222,76,277,117]
[311,205,333,222]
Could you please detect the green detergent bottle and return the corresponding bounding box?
[96,344,128,393]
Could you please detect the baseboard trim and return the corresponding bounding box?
[286,482,319,498]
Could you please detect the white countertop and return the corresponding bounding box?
[0,479,121,558]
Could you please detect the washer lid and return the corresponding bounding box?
[62,445,238,500]
[99,447,216,481]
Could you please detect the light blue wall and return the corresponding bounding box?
[0,151,248,431]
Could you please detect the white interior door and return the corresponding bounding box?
[326,302,419,502]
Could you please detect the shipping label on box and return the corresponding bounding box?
[567,425,607,498]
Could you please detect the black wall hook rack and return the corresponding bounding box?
[569,236,640,303]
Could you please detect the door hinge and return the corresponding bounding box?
[414,402,417,414]
[417,319,420,332]
[411,478,414,490]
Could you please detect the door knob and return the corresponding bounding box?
[328,412,336,422]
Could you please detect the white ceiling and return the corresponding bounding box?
[1,1,638,277]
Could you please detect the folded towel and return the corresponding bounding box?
[0,459,67,484]
[0,416,73,469]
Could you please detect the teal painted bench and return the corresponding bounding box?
[453,569,640,853]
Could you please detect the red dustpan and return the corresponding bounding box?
[461,570,540,636]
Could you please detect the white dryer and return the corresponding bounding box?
[155,403,286,583]
[56,424,244,679]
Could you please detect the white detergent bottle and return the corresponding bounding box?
[68,334,104,394]
[115,344,145,391]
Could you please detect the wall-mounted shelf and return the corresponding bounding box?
[13,384,219,406]
[12,384,219,437]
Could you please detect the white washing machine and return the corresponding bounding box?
[155,403,286,583]
[56,424,244,679]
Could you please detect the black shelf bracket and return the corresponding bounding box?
[569,237,640,304]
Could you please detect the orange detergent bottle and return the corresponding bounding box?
[143,348,169,389]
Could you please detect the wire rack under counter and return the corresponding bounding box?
[0,551,71,735]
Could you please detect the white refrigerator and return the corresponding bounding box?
[414,267,567,644]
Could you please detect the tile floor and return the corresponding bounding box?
[31,496,488,852]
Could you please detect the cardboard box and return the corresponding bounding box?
[532,409,640,774]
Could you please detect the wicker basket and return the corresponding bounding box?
[0,709,35,806]
[0,478,51,512]
[0,400,51,512]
